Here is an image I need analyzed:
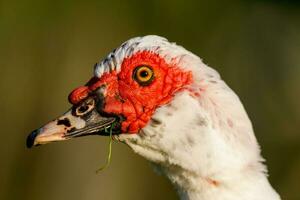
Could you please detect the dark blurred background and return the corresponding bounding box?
[0,0,299,199]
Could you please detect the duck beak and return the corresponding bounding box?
[26,97,120,148]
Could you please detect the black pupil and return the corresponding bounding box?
[139,70,148,78]
[78,105,89,113]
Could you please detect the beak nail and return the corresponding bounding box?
[27,129,38,148]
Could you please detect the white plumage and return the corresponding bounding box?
[107,36,281,200]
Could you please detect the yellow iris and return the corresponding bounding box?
[133,65,154,85]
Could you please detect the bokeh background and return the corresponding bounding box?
[1,0,299,199]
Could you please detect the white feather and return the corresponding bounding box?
[100,35,281,200]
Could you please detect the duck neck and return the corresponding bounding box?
[155,163,280,200]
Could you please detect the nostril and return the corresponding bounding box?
[26,130,38,148]
[57,118,71,127]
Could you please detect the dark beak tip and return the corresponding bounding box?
[26,130,38,148]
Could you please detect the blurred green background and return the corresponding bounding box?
[0,0,299,199]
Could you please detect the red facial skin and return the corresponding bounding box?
[68,51,193,133]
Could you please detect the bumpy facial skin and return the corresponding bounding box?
[69,51,193,133]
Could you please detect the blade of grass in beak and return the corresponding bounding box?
[96,123,115,173]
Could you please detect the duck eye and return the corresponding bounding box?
[133,65,154,86]
[75,98,95,116]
